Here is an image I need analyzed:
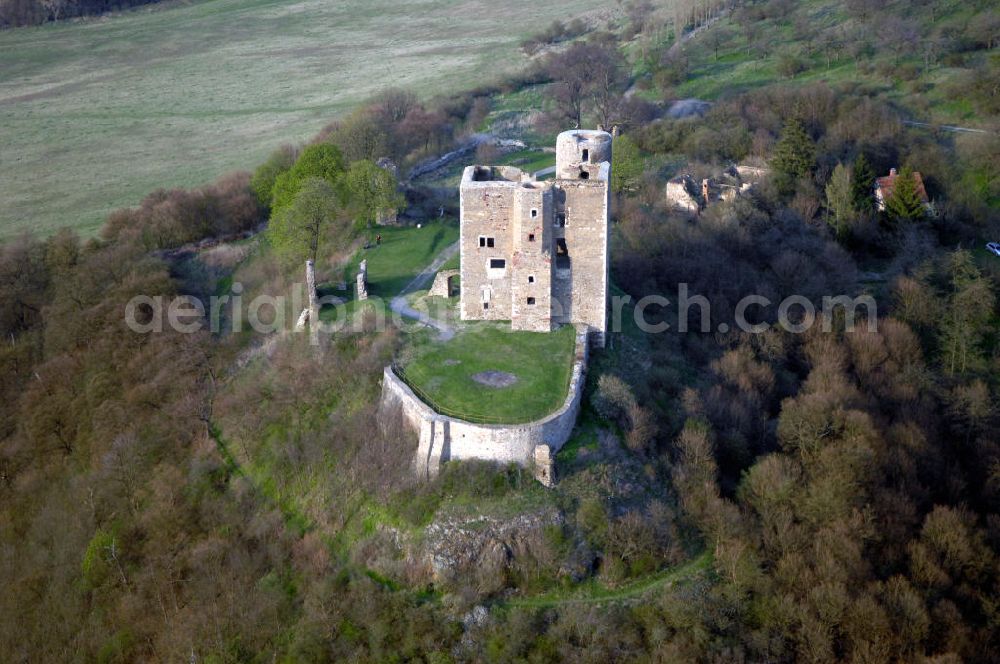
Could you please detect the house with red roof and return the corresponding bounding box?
[874,167,931,212]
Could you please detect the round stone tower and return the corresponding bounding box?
[555,129,613,180]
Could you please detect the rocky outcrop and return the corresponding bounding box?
[424,508,564,587]
[665,175,700,214]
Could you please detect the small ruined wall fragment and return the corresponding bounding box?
[357,259,369,301]
[297,259,320,330]
[428,269,460,298]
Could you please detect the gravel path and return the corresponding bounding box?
[390,240,459,341]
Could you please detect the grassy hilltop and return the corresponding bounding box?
[0,0,605,240]
[2,0,1000,661]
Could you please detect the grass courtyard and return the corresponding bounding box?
[317,221,458,326]
[347,221,458,298]
[397,323,577,424]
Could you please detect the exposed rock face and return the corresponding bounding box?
[666,98,711,118]
[734,164,770,181]
[667,165,767,214]
[428,269,460,298]
[356,259,369,301]
[424,508,564,587]
[665,175,700,214]
[376,157,398,178]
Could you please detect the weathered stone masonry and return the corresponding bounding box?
[459,130,612,347]
[377,130,611,482]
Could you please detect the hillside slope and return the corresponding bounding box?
[0,0,607,239]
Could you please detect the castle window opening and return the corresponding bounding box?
[531,208,538,218]
[528,275,535,284]
[579,170,589,180]
[555,238,570,269]
[582,148,589,161]
[479,236,495,248]
[528,233,535,242]
[487,258,507,278]
[527,297,536,305]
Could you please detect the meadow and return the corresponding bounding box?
[0,0,605,239]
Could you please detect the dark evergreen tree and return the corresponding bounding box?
[851,153,876,213]
[885,166,926,222]
[771,118,815,194]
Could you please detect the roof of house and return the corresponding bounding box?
[875,168,929,203]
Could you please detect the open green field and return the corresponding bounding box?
[0,0,605,240]
[398,323,576,423]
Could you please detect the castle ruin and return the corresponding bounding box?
[458,130,612,347]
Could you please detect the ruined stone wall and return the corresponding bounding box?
[559,171,610,345]
[458,131,611,346]
[665,176,700,215]
[510,183,554,332]
[379,327,590,481]
[428,269,460,298]
[459,167,520,322]
[555,130,612,180]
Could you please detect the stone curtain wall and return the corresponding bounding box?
[459,170,517,322]
[378,326,590,482]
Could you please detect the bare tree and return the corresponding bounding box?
[546,42,593,128]
[40,0,68,22]
[371,88,418,125]
[546,41,627,129]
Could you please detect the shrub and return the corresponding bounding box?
[592,374,635,424]
[99,172,263,251]
[625,403,657,456]
[777,52,807,79]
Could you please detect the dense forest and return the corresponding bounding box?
[2,0,1000,661]
[0,0,161,27]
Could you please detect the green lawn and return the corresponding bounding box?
[0,0,606,240]
[398,323,576,423]
[440,251,460,272]
[343,221,458,299]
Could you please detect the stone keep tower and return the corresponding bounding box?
[459,130,612,346]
